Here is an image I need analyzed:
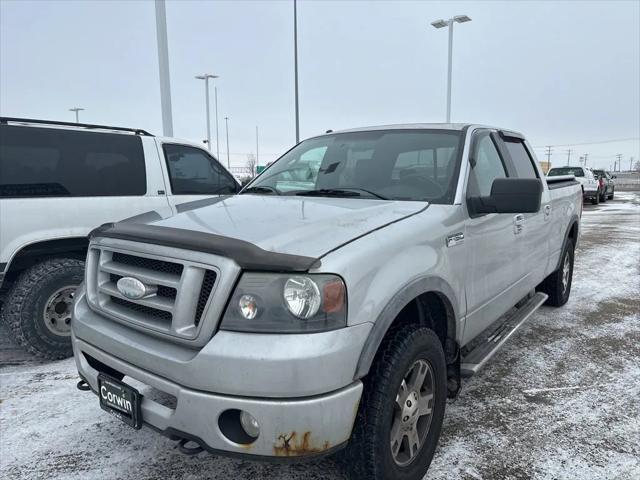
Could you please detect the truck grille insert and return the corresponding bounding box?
[86,246,219,340]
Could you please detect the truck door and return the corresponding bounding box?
[463,130,529,343]
[498,134,551,286]
[156,141,240,211]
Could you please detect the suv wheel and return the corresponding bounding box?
[341,324,446,480]
[608,187,614,200]
[599,189,607,202]
[537,240,574,307]
[1,258,84,359]
[591,191,599,205]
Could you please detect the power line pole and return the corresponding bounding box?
[616,153,622,172]
[566,148,572,166]
[631,157,635,172]
[256,125,259,166]
[293,0,300,143]
[155,0,174,137]
[224,116,230,169]
[69,107,84,123]
[583,153,588,166]
[545,145,552,166]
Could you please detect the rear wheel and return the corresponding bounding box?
[1,258,84,359]
[591,191,599,205]
[341,324,447,480]
[537,240,574,307]
[599,189,607,202]
[608,188,614,200]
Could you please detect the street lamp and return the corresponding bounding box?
[430,14,472,123]
[224,116,230,169]
[195,74,219,154]
[69,107,84,123]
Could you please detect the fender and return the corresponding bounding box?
[555,215,580,272]
[354,276,459,380]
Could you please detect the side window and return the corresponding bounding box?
[503,139,538,179]
[162,144,237,195]
[0,125,146,197]
[468,133,507,197]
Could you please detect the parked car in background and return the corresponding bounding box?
[592,169,615,201]
[72,124,582,480]
[547,165,601,204]
[0,117,240,359]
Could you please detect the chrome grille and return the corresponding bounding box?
[86,245,220,340]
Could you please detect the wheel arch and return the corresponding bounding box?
[554,216,580,271]
[354,276,459,381]
[2,237,88,283]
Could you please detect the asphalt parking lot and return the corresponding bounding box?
[1,192,638,480]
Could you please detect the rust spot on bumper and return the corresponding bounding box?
[273,431,330,457]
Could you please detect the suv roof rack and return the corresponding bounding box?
[0,117,153,136]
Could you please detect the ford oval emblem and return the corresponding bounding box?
[116,277,154,300]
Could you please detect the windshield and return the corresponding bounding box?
[243,130,463,203]
[548,167,584,177]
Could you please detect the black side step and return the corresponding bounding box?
[460,292,548,377]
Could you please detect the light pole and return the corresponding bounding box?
[195,74,219,153]
[293,0,300,143]
[214,86,220,160]
[256,125,259,166]
[69,107,84,123]
[430,15,471,123]
[224,116,230,169]
[155,0,174,136]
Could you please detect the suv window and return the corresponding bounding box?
[162,144,237,195]
[503,139,538,179]
[548,167,585,177]
[0,125,146,197]
[468,133,507,197]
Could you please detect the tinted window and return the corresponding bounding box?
[548,167,584,177]
[163,144,237,195]
[0,125,146,197]
[504,140,538,179]
[246,130,463,203]
[468,133,507,197]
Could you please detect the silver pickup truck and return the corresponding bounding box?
[72,124,582,480]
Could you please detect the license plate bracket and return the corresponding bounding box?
[98,373,143,429]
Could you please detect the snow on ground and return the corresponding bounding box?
[1,193,639,480]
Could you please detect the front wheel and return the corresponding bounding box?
[1,258,84,359]
[341,325,447,480]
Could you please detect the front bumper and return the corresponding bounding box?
[73,334,363,458]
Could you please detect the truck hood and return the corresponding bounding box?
[133,195,427,260]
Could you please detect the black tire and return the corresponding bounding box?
[537,240,574,307]
[608,188,614,200]
[1,258,84,359]
[591,192,599,205]
[600,189,607,202]
[341,324,447,480]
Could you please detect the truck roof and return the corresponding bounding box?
[316,123,524,138]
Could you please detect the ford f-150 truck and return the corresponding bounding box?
[72,124,582,480]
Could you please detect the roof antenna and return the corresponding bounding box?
[325,129,333,133]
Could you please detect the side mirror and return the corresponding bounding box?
[469,178,542,215]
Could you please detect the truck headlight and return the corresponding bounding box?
[220,273,347,333]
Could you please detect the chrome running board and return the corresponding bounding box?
[460,292,548,377]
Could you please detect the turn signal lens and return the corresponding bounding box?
[323,279,346,313]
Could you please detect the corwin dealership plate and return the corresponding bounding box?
[98,373,142,429]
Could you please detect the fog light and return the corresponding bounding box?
[238,294,259,320]
[240,411,260,439]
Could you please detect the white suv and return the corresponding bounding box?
[0,117,240,358]
[547,165,601,204]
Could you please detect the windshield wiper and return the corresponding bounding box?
[241,185,281,195]
[293,188,389,200]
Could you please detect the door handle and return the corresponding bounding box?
[543,204,552,217]
[513,214,524,234]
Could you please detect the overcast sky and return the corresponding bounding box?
[1,0,639,170]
